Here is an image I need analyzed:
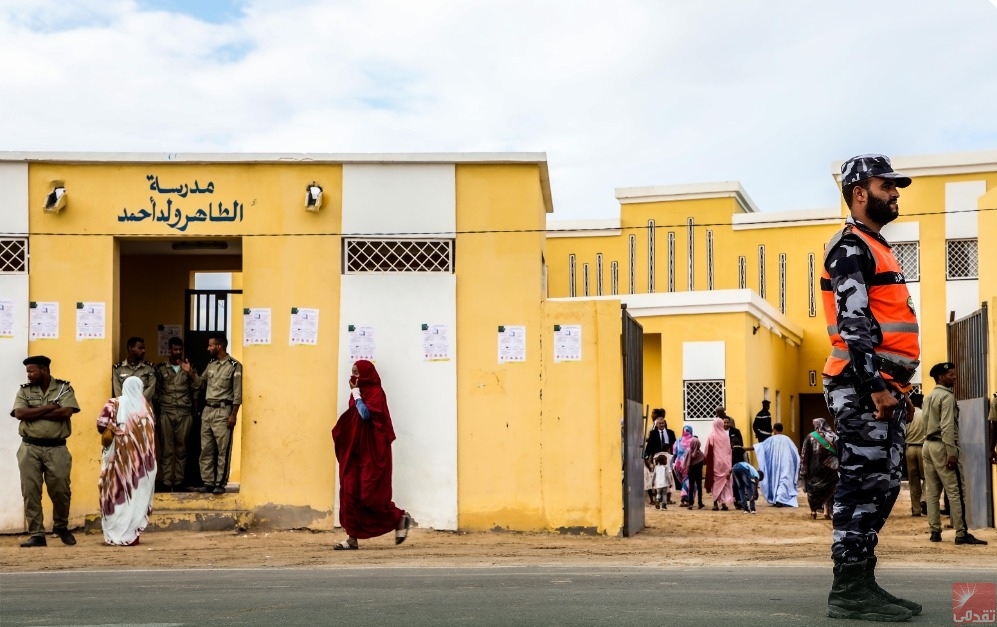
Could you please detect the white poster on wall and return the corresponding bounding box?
[348,325,376,361]
[243,308,272,345]
[421,324,450,361]
[553,324,582,363]
[498,325,526,363]
[290,307,320,346]
[29,301,59,340]
[75,302,106,340]
[157,324,183,356]
[0,300,14,338]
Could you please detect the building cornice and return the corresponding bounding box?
[615,181,760,214]
[732,207,842,231]
[546,218,622,238]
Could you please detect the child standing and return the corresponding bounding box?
[652,452,673,509]
[732,460,763,514]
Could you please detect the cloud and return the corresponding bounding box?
[1,0,995,218]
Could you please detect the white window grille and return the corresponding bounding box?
[778,253,787,314]
[946,239,977,280]
[758,245,766,299]
[647,220,655,293]
[568,254,576,298]
[611,261,619,296]
[892,242,919,282]
[628,235,636,294]
[738,256,746,289]
[683,380,726,421]
[667,232,676,292]
[687,218,695,291]
[808,253,817,317]
[706,230,715,290]
[596,254,604,296]
[583,263,590,297]
[344,239,453,273]
[910,384,922,396]
[0,238,28,273]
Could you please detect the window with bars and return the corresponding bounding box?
[344,239,453,273]
[687,218,695,291]
[628,235,636,294]
[596,254,604,296]
[738,256,746,289]
[778,253,787,314]
[946,238,978,280]
[611,261,619,296]
[683,380,725,421]
[758,245,766,299]
[583,263,590,296]
[568,254,576,297]
[910,383,922,396]
[647,220,655,293]
[706,230,715,290]
[808,253,817,317]
[892,242,919,282]
[667,232,676,292]
[0,238,28,273]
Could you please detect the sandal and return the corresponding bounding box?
[333,539,358,550]
[395,512,412,545]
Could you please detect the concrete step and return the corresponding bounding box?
[85,490,253,533]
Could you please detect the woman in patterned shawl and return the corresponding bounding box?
[799,417,839,520]
[671,425,695,506]
[97,376,157,546]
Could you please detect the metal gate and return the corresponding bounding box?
[621,304,645,537]
[946,303,992,529]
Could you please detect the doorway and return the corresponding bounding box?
[117,237,242,492]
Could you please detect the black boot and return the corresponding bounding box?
[864,557,921,615]
[827,560,913,622]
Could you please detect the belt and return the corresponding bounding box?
[906,443,923,447]
[926,435,942,442]
[873,355,917,385]
[206,401,233,408]
[22,436,67,447]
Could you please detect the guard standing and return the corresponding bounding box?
[922,362,987,545]
[11,356,81,547]
[155,336,201,491]
[904,393,926,516]
[821,154,921,621]
[112,336,156,401]
[197,332,242,495]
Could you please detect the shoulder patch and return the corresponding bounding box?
[20,382,31,388]
[53,378,70,385]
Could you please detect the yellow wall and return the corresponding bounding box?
[642,333,662,414]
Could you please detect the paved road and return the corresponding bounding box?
[0,566,986,626]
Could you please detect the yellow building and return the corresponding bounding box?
[547,151,997,446]
[0,152,625,536]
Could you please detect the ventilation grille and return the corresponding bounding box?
[344,239,453,273]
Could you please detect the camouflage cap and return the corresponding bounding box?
[840,154,911,188]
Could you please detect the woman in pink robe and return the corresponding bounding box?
[704,417,734,510]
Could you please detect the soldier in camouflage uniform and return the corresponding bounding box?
[821,155,921,622]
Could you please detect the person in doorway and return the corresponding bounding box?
[904,393,926,516]
[11,356,81,547]
[684,436,706,510]
[821,154,921,621]
[196,332,241,495]
[922,362,987,546]
[155,337,201,491]
[752,400,773,443]
[331,360,412,549]
[704,417,734,511]
[799,418,839,520]
[747,423,799,508]
[112,337,156,402]
[672,425,695,506]
[97,376,157,546]
[732,460,763,514]
[643,408,676,458]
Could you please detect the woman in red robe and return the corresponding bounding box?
[331,360,411,549]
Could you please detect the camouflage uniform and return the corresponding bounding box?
[823,217,911,564]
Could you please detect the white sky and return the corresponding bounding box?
[2,0,996,219]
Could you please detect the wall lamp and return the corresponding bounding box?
[44,182,67,213]
[305,182,323,212]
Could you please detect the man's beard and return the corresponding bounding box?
[866,192,899,226]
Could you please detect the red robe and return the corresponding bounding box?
[331,360,403,539]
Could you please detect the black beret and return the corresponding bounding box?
[23,355,51,368]
[929,362,955,379]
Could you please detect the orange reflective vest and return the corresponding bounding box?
[820,224,920,387]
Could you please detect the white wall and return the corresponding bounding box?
[682,341,725,380]
[342,164,456,236]
[0,162,28,532]
[944,181,984,321]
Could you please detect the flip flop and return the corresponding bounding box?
[333,540,358,550]
[395,512,412,545]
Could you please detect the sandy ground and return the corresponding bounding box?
[1,487,993,572]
